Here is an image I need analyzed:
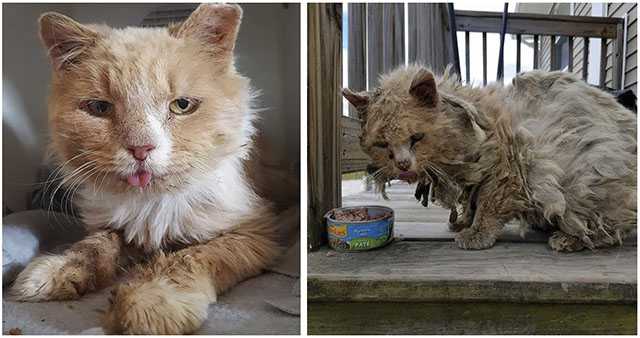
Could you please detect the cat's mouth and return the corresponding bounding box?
[397,170,418,183]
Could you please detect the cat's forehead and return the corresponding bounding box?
[365,113,407,140]
[102,27,180,60]
[85,28,200,100]
[365,99,423,141]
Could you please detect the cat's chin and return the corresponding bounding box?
[397,170,419,183]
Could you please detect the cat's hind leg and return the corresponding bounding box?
[103,208,284,334]
[10,230,124,301]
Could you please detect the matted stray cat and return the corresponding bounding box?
[10,4,298,334]
[343,65,636,252]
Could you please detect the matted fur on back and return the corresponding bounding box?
[508,71,636,246]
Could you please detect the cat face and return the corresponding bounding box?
[40,4,253,194]
[343,66,474,186]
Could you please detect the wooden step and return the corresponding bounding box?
[309,241,636,304]
[308,302,636,334]
[308,241,637,334]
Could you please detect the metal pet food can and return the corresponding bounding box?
[324,206,394,252]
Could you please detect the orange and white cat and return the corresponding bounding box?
[10,4,295,334]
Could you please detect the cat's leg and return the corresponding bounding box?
[10,230,125,301]
[547,231,586,252]
[448,207,474,232]
[447,208,461,231]
[448,186,478,233]
[103,212,282,334]
[454,185,510,250]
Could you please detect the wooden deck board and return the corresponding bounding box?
[308,241,637,304]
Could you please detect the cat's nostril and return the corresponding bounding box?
[127,144,156,161]
[396,159,411,171]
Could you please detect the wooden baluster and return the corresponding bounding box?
[516,34,521,74]
[482,32,487,85]
[568,36,574,73]
[533,35,539,69]
[367,3,382,89]
[599,38,607,88]
[550,35,557,70]
[582,37,590,81]
[348,3,366,118]
[465,31,470,83]
[613,21,624,89]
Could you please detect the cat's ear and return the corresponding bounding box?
[39,12,98,71]
[409,69,438,107]
[342,88,370,119]
[171,4,242,61]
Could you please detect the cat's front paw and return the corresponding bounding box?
[10,254,90,301]
[454,228,496,250]
[104,277,213,334]
[448,220,470,232]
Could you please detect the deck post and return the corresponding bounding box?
[308,3,342,250]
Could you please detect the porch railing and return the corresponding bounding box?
[455,10,626,88]
[343,5,627,174]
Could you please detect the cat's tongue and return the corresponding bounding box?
[398,171,418,182]
[127,170,152,187]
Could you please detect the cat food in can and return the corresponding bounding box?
[324,206,394,252]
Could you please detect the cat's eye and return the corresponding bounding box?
[372,141,389,148]
[80,100,112,117]
[169,97,200,115]
[410,132,425,146]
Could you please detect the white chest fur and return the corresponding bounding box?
[78,157,259,251]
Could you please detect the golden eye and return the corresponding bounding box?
[169,97,200,115]
[80,100,112,117]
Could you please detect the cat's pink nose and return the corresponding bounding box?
[127,144,155,161]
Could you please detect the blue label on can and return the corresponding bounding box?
[327,218,392,251]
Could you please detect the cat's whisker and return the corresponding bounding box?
[59,161,100,219]
[47,160,96,217]
[40,150,99,206]
[66,164,107,218]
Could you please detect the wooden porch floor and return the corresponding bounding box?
[309,181,637,334]
[342,181,553,242]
